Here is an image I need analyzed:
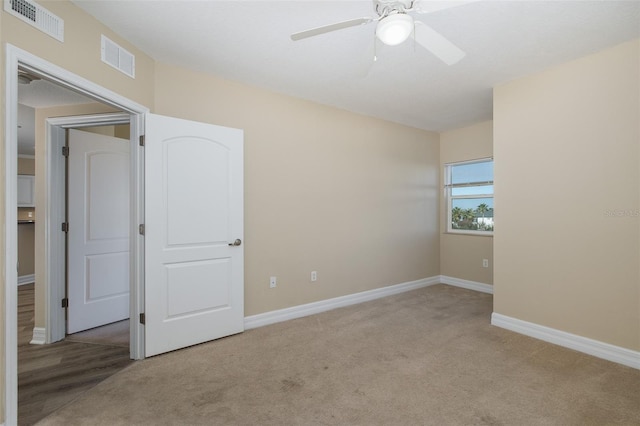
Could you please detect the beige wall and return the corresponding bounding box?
[154,63,441,316]
[17,223,34,278]
[18,157,35,175]
[440,121,493,284]
[493,39,640,351]
[82,124,130,138]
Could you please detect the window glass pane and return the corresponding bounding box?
[451,197,494,231]
[451,185,493,196]
[451,161,493,185]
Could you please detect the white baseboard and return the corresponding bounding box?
[491,313,640,370]
[440,275,493,294]
[18,274,35,286]
[244,276,440,330]
[30,327,46,345]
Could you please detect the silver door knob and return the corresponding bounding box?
[228,239,242,246]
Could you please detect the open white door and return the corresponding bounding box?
[144,113,244,357]
[67,129,130,334]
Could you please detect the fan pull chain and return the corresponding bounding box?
[373,34,378,62]
[412,23,416,52]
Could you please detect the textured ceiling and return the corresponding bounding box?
[18,77,93,109]
[67,1,640,131]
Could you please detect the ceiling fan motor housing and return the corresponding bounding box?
[374,0,414,16]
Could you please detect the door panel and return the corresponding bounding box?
[86,252,129,299]
[165,259,231,317]
[67,129,130,334]
[165,138,231,245]
[144,113,244,357]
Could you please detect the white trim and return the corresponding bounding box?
[245,276,440,330]
[445,158,494,235]
[440,275,493,294]
[5,46,20,426]
[30,327,46,345]
[46,113,131,344]
[48,112,131,128]
[45,123,66,344]
[491,313,640,370]
[17,274,35,286]
[443,156,494,168]
[17,154,35,160]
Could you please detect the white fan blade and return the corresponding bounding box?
[291,17,374,41]
[413,21,465,65]
[414,0,481,14]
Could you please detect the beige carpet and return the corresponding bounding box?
[38,285,640,425]
[65,320,129,348]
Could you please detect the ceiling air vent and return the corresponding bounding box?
[101,35,135,78]
[4,0,64,42]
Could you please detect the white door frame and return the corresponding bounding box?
[47,113,131,342]
[5,44,148,425]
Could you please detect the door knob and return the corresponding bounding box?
[228,239,242,247]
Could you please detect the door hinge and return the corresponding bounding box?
[139,135,145,146]
[62,146,69,157]
[139,224,145,235]
[61,222,69,233]
[61,298,69,308]
[139,313,146,325]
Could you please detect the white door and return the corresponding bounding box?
[67,129,130,334]
[144,113,244,357]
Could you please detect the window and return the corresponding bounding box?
[445,158,493,234]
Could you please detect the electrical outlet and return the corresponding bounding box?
[270,276,277,288]
[482,259,489,268]
[311,271,317,282]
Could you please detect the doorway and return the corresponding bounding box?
[6,44,148,426]
[19,114,133,425]
[7,43,246,426]
[46,114,134,343]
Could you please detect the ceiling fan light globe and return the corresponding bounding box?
[376,14,413,46]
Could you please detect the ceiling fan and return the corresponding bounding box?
[18,70,41,85]
[290,0,475,65]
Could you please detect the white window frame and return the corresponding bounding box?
[444,158,494,236]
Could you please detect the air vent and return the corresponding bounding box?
[101,35,135,78]
[4,0,64,42]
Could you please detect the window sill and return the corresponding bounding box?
[444,231,493,237]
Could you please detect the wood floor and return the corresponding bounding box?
[18,284,133,426]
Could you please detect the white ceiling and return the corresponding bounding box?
[18,77,93,109]
[71,0,640,132]
[17,77,94,155]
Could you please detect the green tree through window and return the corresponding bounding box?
[445,159,493,234]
